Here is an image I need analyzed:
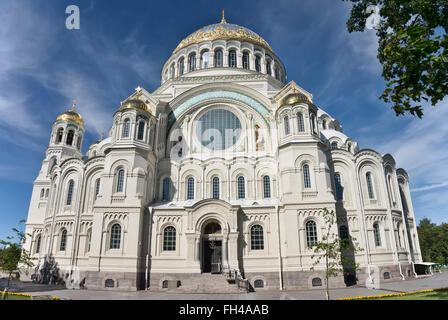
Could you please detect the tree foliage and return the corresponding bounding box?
[344,0,448,118]
[310,208,362,300]
[417,218,448,265]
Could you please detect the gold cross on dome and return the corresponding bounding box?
[100,132,104,141]
[71,100,76,111]
[221,9,227,24]
[135,86,143,99]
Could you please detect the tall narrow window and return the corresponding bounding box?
[251,225,264,250]
[95,178,101,200]
[201,51,210,68]
[266,61,271,75]
[87,229,92,252]
[237,176,245,199]
[303,165,311,189]
[116,169,125,193]
[263,176,271,198]
[310,114,317,134]
[212,177,220,199]
[163,226,176,251]
[187,177,195,200]
[297,113,305,132]
[331,142,338,150]
[178,58,184,75]
[397,223,402,247]
[229,50,237,68]
[306,220,317,247]
[45,188,49,198]
[40,189,45,198]
[36,235,41,254]
[334,173,343,200]
[189,53,196,71]
[110,224,121,249]
[60,229,67,251]
[284,115,290,135]
[275,67,279,80]
[242,52,250,69]
[66,180,74,205]
[162,178,170,201]
[214,50,223,67]
[255,55,261,72]
[373,223,381,246]
[66,130,74,146]
[322,120,327,130]
[366,172,375,199]
[137,121,145,140]
[56,128,64,143]
[122,119,130,138]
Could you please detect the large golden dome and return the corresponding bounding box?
[119,98,152,114]
[172,12,273,54]
[56,102,84,126]
[279,93,312,107]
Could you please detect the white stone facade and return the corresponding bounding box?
[23,19,422,291]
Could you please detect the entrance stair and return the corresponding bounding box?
[168,273,247,293]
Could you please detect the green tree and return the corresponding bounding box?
[0,220,34,300]
[310,208,362,300]
[344,0,448,118]
[418,218,448,265]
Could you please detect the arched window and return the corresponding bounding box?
[45,188,49,198]
[263,176,271,198]
[137,121,145,140]
[334,173,343,200]
[310,114,317,134]
[251,225,264,250]
[122,119,130,138]
[40,188,45,198]
[254,279,264,288]
[162,178,170,201]
[66,130,74,145]
[266,61,271,75]
[303,165,311,189]
[347,144,352,153]
[163,226,176,251]
[56,128,64,143]
[306,220,318,247]
[366,172,375,199]
[312,278,322,287]
[189,53,196,71]
[35,235,41,254]
[284,115,290,135]
[297,113,305,132]
[242,52,250,69]
[229,50,237,68]
[214,49,223,67]
[331,142,338,150]
[212,177,220,199]
[383,272,390,279]
[110,224,121,249]
[373,223,381,246]
[322,120,327,130]
[397,223,402,247]
[201,51,210,68]
[116,169,125,193]
[66,180,74,205]
[275,66,279,80]
[237,176,245,199]
[95,178,101,200]
[60,229,67,251]
[87,228,92,252]
[178,58,184,75]
[339,226,349,240]
[187,177,195,200]
[255,55,261,72]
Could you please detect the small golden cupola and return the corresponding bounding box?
[89,132,104,150]
[56,101,84,126]
[118,87,152,114]
[279,88,312,108]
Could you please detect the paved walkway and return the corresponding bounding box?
[15,271,447,300]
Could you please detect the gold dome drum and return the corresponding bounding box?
[119,99,152,114]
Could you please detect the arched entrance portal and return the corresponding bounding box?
[201,221,223,274]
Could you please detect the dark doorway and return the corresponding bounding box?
[202,240,222,273]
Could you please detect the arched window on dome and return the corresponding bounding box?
[334,173,343,200]
[56,128,64,144]
[237,176,245,199]
[263,176,271,198]
[251,225,264,250]
[178,58,185,76]
[214,49,223,67]
[284,115,290,135]
[275,66,279,80]
[297,113,305,132]
[137,120,145,140]
[116,169,125,193]
[122,119,130,138]
[229,50,237,68]
[303,164,311,189]
[242,52,250,69]
[347,143,352,153]
[266,60,272,75]
[66,130,74,146]
[212,177,220,199]
[45,188,49,198]
[201,51,210,69]
[110,224,121,249]
[310,114,317,134]
[366,172,375,199]
[331,142,338,150]
[66,180,74,205]
[255,55,261,72]
[189,53,196,72]
[322,120,327,130]
[162,178,170,201]
[306,220,317,248]
[187,177,195,200]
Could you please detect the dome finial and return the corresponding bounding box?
[72,100,76,111]
[135,86,143,99]
[221,9,227,24]
[100,132,104,141]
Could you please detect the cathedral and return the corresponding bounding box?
[24,13,422,292]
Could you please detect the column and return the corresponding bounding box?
[195,238,200,262]
[222,238,229,270]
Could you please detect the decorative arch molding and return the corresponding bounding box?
[186,199,240,233]
[294,153,317,168]
[382,154,396,168]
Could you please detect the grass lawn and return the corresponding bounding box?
[1,294,31,300]
[376,290,448,300]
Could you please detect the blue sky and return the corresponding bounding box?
[0,0,447,240]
